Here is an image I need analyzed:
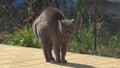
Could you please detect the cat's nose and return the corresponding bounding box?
[66,27,69,30]
[68,30,73,34]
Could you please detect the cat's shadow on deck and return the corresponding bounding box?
[53,62,95,68]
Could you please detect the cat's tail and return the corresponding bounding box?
[32,23,38,38]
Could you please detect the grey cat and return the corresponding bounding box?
[32,7,75,63]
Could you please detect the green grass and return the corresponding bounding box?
[4,26,40,48]
[70,23,120,58]
[71,24,94,54]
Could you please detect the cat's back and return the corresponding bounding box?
[41,7,65,22]
[33,7,65,27]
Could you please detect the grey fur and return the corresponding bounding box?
[32,7,75,63]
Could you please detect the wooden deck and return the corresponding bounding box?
[0,44,120,68]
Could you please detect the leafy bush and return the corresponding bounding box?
[97,32,120,58]
[71,23,120,58]
[5,26,39,48]
[71,24,94,54]
[96,16,120,58]
[75,0,91,23]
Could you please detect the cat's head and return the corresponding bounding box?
[58,19,76,36]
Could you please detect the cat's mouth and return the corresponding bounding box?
[65,30,73,36]
[67,29,74,34]
[67,31,72,34]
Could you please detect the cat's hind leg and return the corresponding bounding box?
[39,37,50,62]
[48,43,55,62]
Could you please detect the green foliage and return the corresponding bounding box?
[97,32,120,58]
[71,0,120,58]
[75,0,91,23]
[71,24,94,54]
[5,26,39,48]
[97,15,112,36]
[96,15,120,58]
[0,31,9,43]
[70,19,120,58]
[71,23,120,58]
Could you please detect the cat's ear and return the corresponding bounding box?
[71,19,76,25]
[58,20,62,26]
[71,19,75,22]
[58,20,64,25]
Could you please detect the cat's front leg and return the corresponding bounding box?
[53,42,61,63]
[61,44,68,63]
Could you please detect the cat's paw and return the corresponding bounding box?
[55,59,61,63]
[61,59,67,63]
[50,57,55,62]
[46,59,50,62]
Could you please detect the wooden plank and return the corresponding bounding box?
[0,44,120,68]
